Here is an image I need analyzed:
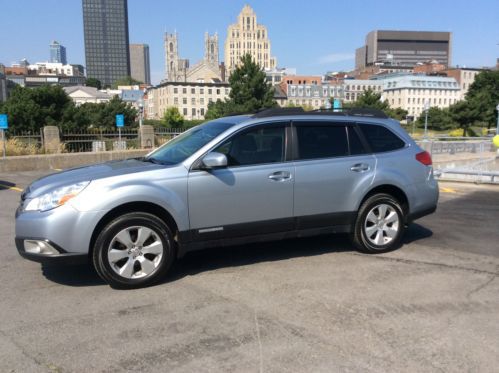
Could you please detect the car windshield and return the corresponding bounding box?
[145,120,236,165]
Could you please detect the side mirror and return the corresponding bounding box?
[201,152,228,169]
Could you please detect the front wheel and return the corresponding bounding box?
[351,193,405,253]
[92,212,175,288]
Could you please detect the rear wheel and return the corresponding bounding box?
[92,212,175,288]
[351,193,405,253]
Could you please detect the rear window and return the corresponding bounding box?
[358,124,405,153]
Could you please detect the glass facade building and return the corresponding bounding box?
[82,0,131,87]
[49,41,67,64]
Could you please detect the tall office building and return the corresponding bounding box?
[49,41,67,64]
[224,5,277,75]
[355,30,452,70]
[82,0,131,87]
[130,44,151,84]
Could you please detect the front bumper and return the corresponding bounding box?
[15,238,88,265]
[16,202,107,256]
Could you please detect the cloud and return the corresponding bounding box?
[317,53,355,65]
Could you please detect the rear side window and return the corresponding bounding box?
[358,124,405,153]
[296,124,348,160]
[347,126,368,155]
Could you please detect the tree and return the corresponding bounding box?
[205,54,276,119]
[416,107,456,131]
[343,88,408,120]
[205,99,240,120]
[464,70,499,129]
[85,77,102,90]
[0,85,74,132]
[449,100,479,136]
[163,107,184,127]
[65,96,138,130]
[112,76,143,89]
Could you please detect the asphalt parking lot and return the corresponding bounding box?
[1,170,498,372]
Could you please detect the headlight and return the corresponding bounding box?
[24,181,90,212]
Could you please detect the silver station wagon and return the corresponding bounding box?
[16,108,438,288]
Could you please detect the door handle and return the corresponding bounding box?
[350,163,370,172]
[268,171,292,181]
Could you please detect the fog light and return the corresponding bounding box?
[24,240,59,255]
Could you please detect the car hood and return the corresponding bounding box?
[25,158,167,198]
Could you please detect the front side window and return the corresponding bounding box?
[146,120,234,165]
[358,124,405,153]
[296,123,348,160]
[213,125,286,167]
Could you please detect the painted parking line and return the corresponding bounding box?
[440,187,457,193]
[0,184,23,192]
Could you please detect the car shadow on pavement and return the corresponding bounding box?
[38,224,433,288]
[164,225,433,284]
[403,223,433,244]
[41,263,106,287]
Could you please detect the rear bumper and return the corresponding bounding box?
[406,204,437,224]
[16,238,88,265]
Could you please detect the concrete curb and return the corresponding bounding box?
[0,150,150,172]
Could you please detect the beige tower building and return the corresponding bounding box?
[164,31,223,83]
[164,32,189,82]
[224,5,277,75]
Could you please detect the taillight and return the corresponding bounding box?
[416,151,432,166]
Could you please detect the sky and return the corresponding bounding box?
[0,0,498,85]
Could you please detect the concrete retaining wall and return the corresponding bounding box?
[0,150,149,172]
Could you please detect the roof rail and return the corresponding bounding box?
[345,108,388,119]
[250,107,389,119]
[312,108,388,118]
[252,107,305,118]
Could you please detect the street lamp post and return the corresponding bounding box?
[424,101,430,140]
[139,98,144,128]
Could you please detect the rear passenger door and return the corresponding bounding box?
[292,121,376,229]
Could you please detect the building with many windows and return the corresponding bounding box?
[49,41,67,64]
[355,30,452,70]
[27,62,84,77]
[146,81,230,120]
[224,5,276,75]
[265,67,296,86]
[130,44,151,84]
[82,0,131,87]
[342,79,383,102]
[278,76,342,109]
[380,75,460,118]
[443,68,481,96]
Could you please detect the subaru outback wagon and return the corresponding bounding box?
[16,108,438,288]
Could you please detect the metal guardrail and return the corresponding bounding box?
[418,138,499,183]
[60,127,186,152]
[61,129,140,152]
[8,130,44,149]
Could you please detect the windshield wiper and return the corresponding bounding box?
[142,157,165,165]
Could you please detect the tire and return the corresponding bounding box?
[92,212,175,289]
[351,193,405,254]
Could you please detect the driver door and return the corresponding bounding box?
[187,122,294,242]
